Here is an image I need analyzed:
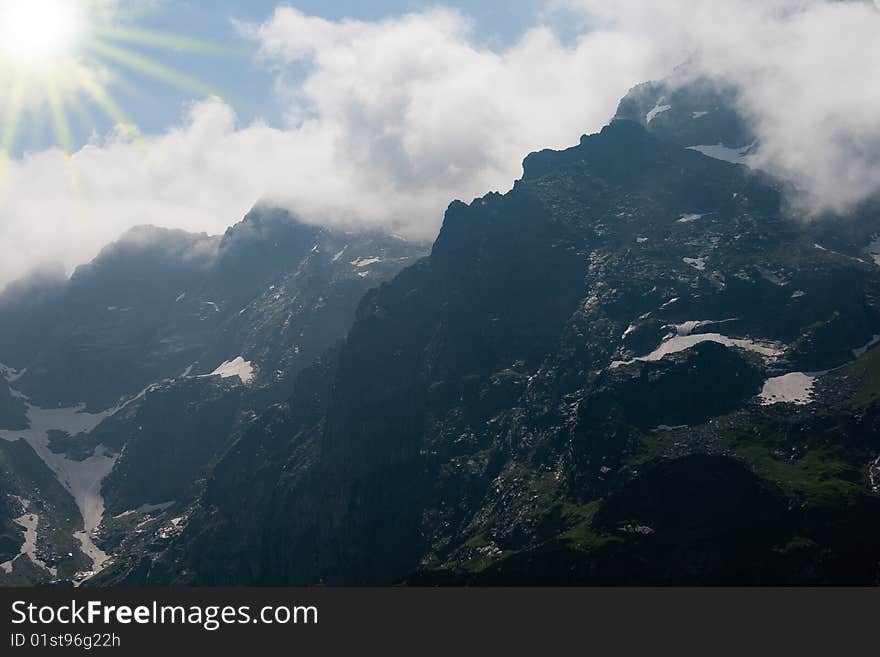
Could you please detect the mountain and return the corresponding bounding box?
[92,78,880,586]
[0,208,426,586]
[614,75,757,160]
[6,75,880,587]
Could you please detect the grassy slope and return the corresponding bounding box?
[451,345,880,583]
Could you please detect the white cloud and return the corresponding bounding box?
[0,6,667,288]
[244,6,664,226]
[555,0,880,216]
[2,1,879,289]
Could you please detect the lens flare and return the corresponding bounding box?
[0,0,84,63]
[0,0,235,175]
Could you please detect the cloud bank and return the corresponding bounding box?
[2,1,879,289]
[560,0,880,217]
[0,6,665,288]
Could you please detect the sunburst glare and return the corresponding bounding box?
[0,0,84,62]
[0,0,229,168]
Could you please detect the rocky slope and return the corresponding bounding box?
[0,208,426,586]
[93,78,880,586]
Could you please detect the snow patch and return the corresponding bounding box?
[209,357,255,384]
[113,501,175,520]
[612,333,783,368]
[683,257,707,271]
[646,103,671,123]
[670,319,737,337]
[350,257,382,268]
[0,498,57,576]
[652,424,689,433]
[687,142,755,165]
[0,379,174,581]
[759,373,816,405]
[0,405,119,577]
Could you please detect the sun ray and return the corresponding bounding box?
[45,74,74,154]
[2,74,26,145]
[66,91,96,141]
[87,39,217,98]
[40,73,87,217]
[1,0,235,164]
[74,66,141,142]
[91,26,246,59]
[0,75,26,182]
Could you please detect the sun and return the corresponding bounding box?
[0,0,232,168]
[0,0,84,64]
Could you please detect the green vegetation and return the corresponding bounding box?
[838,345,880,408]
[734,443,862,506]
[558,501,618,551]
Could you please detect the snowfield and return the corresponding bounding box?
[758,373,816,405]
[209,357,255,384]
[0,402,117,575]
[687,143,755,165]
[613,333,784,368]
[646,103,671,123]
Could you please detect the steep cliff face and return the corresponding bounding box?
[0,378,27,431]
[101,96,880,586]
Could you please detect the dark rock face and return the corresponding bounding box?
[98,97,880,587]
[97,378,245,516]
[0,378,27,431]
[586,342,765,432]
[615,77,756,151]
[593,455,790,581]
